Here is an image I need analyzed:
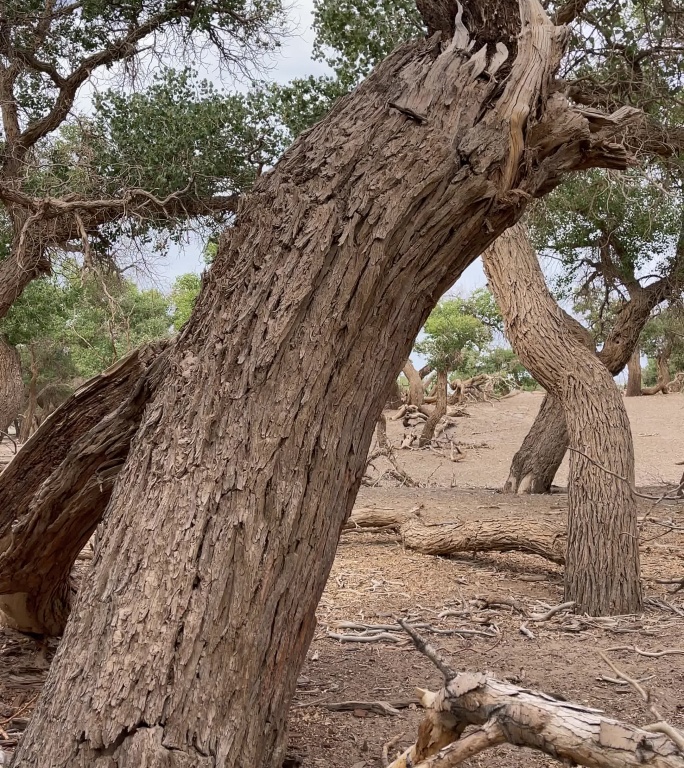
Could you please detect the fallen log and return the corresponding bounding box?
[388,624,684,768]
[344,508,566,564]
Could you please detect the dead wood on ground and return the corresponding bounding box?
[387,623,684,767]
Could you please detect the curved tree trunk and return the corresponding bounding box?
[626,348,643,396]
[483,223,641,615]
[642,347,672,395]
[0,342,167,635]
[15,2,635,762]
[403,360,425,406]
[505,280,672,492]
[503,394,568,492]
[0,336,23,437]
[419,369,448,446]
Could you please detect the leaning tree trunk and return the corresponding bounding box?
[483,223,641,615]
[505,280,671,492]
[0,342,166,635]
[0,336,23,437]
[503,394,568,492]
[419,369,448,445]
[626,348,643,396]
[15,0,635,762]
[403,360,425,406]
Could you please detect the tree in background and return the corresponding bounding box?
[0,0,288,312]
[415,297,491,444]
[0,263,172,438]
[641,304,684,394]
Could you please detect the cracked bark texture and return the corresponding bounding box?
[505,277,674,493]
[15,0,635,763]
[484,223,641,614]
[0,342,167,635]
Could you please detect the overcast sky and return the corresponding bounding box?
[154,0,488,294]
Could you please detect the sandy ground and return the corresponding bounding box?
[0,391,683,766]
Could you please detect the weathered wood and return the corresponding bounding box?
[0,341,167,634]
[345,507,566,563]
[389,677,684,767]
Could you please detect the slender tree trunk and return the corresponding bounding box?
[403,360,425,406]
[505,282,670,492]
[419,369,448,446]
[503,394,568,492]
[15,1,635,761]
[0,342,166,635]
[0,335,23,436]
[483,224,641,615]
[19,344,38,443]
[626,348,642,396]
[386,379,403,409]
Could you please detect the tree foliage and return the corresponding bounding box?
[0,264,172,393]
[415,296,492,373]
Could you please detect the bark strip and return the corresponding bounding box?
[0,341,167,634]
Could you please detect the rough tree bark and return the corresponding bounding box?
[505,278,673,493]
[403,360,426,406]
[419,369,448,445]
[0,335,23,436]
[0,343,166,635]
[483,223,641,614]
[626,348,643,396]
[15,0,636,762]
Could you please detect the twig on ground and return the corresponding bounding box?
[519,624,535,640]
[327,632,402,644]
[294,700,413,716]
[599,650,684,752]
[528,601,576,621]
[605,645,684,658]
[382,733,405,766]
[398,619,455,680]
